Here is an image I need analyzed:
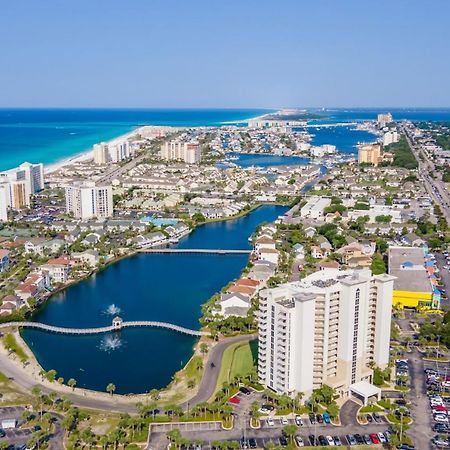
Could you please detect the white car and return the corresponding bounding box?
[378,432,387,444]
[326,436,335,446]
[434,414,449,423]
[295,415,303,426]
[267,417,274,426]
[281,416,288,425]
[295,436,304,447]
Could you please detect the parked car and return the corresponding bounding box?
[267,417,274,426]
[323,412,331,424]
[346,434,357,446]
[248,438,257,449]
[280,416,288,425]
[370,433,380,444]
[294,415,303,426]
[279,436,288,447]
[366,414,373,423]
[333,436,342,446]
[363,434,372,445]
[326,435,335,446]
[308,435,317,446]
[239,387,251,395]
[318,435,327,446]
[309,413,316,424]
[295,436,304,447]
[316,414,323,424]
[373,412,382,423]
[259,405,274,414]
[378,432,387,444]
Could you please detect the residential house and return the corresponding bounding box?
[257,248,279,265]
[0,295,23,316]
[402,233,425,247]
[216,293,250,317]
[72,250,100,268]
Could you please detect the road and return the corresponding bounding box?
[401,123,450,224]
[183,334,257,408]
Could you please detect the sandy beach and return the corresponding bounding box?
[44,128,143,175]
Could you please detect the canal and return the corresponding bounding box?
[22,204,287,394]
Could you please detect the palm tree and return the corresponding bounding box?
[283,424,298,444]
[67,378,77,391]
[106,383,116,396]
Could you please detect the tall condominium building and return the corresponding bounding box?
[258,268,394,399]
[92,140,131,165]
[377,113,393,126]
[93,143,109,164]
[160,140,201,164]
[358,143,381,166]
[65,181,113,220]
[0,183,9,222]
[383,130,399,147]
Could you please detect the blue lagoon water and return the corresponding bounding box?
[22,205,287,394]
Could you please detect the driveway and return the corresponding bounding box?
[183,334,257,408]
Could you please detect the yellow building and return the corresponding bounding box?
[358,143,381,166]
[388,246,438,310]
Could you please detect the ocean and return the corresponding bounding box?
[1,108,450,172]
[0,108,270,171]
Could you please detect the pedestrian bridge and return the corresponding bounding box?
[0,317,210,337]
[138,248,251,255]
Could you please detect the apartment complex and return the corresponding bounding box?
[258,268,394,399]
[0,162,45,219]
[358,143,381,166]
[160,140,201,164]
[65,181,113,220]
[383,130,399,147]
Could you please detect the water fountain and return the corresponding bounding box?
[99,335,123,352]
[105,304,121,315]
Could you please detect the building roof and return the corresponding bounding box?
[388,246,431,293]
[349,381,381,400]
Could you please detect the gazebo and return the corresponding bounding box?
[349,381,381,406]
[112,316,123,330]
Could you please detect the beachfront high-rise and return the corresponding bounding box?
[257,268,394,400]
[0,162,45,215]
[160,140,201,164]
[65,181,113,220]
[92,139,131,165]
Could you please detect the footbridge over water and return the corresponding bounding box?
[0,317,209,337]
[138,248,251,255]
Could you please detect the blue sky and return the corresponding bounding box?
[1,0,449,108]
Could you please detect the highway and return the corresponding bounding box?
[401,123,450,224]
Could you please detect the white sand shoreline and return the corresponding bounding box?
[44,127,143,175]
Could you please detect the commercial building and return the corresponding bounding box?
[0,183,9,221]
[358,143,381,166]
[299,196,331,219]
[388,246,439,309]
[258,268,394,400]
[160,140,201,164]
[65,181,113,220]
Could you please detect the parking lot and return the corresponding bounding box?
[147,387,393,450]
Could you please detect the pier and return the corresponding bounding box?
[138,248,251,255]
[0,317,209,337]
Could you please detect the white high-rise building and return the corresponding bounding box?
[258,268,394,399]
[160,140,201,164]
[92,140,131,165]
[65,181,113,220]
[383,130,399,147]
[93,143,109,164]
[0,183,10,222]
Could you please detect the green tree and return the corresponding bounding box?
[106,383,116,396]
[67,378,77,391]
[283,424,298,443]
[371,253,386,275]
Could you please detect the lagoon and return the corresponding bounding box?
[22,205,287,394]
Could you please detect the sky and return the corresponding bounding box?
[0,0,449,108]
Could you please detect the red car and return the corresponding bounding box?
[370,433,380,444]
[432,405,448,412]
[228,396,240,404]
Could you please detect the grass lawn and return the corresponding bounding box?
[213,341,257,397]
[2,333,28,363]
